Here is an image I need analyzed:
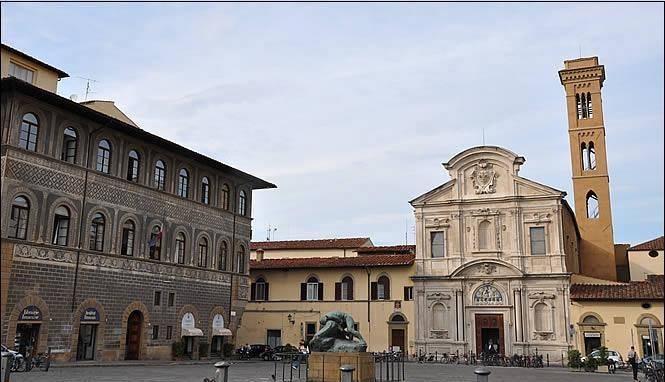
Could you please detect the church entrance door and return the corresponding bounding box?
[475,314,505,355]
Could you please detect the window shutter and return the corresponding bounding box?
[265,283,269,301]
[349,282,354,300]
[250,283,256,301]
[385,280,390,300]
[371,282,378,300]
[318,283,324,301]
[335,282,341,301]
[404,286,408,301]
[300,283,307,301]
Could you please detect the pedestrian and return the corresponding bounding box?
[627,345,639,381]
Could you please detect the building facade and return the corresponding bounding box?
[1,45,274,361]
[410,146,580,359]
[627,236,664,282]
[237,240,416,354]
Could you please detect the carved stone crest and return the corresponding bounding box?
[471,160,498,194]
[479,263,497,275]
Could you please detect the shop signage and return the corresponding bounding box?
[81,308,100,322]
[584,332,601,338]
[212,314,225,329]
[19,305,42,321]
[181,312,195,329]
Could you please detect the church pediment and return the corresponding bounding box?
[451,260,523,278]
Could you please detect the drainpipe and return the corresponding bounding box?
[365,266,371,349]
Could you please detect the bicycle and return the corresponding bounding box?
[26,352,51,372]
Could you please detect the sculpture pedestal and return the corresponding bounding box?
[307,352,374,382]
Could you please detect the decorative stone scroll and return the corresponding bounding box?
[470,160,498,194]
[473,284,504,305]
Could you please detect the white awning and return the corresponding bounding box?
[181,327,204,337]
[212,328,233,337]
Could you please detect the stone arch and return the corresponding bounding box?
[69,298,107,361]
[116,211,142,257]
[150,153,172,191]
[531,300,553,333]
[45,197,79,247]
[122,144,147,185]
[207,306,228,347]
[194,231,213,268]
[636,313,662,327]
[174,162,194,199]
[216,237,231,271]
[579,312,604,325]
[450,259,524,278]
[13,103,49,154]
[145,218,166,260]
[5,294,50,354]
[3,186,40,242]
[171,225,191,264]
[54,118,86,164]
[175,304,201,339]
[91,134,119,175]
[471,282,506,306]
[84,205,114,252]
[118,301,151,361]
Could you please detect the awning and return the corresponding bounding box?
[212,328,233,337]
[181,327,204,337]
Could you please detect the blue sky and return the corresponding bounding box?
[2,3,663,245]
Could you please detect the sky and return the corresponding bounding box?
[2,3,663,246]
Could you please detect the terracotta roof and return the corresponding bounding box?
[570,275,664,301]
[356,245,415,255]
[250,254,415,270]
[629,236,664,251]
[250,238,371,251]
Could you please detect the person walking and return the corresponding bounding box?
[627,345,639,381]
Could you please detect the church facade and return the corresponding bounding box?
[410,146,581,359]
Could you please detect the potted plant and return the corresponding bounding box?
[583,356,598,372]
[567,349,583,371]
[596,347,609,373]
[172,340,185,360]
[199,340,209,359]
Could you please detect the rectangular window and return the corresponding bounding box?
[154,291,161,306]
[306,283,319,301]
[403,286,414,301]
[152,325,159,340]
[9,62,35,83]
[168,292,175,307]
[166,326,172,340]
[306,323,317,344]
[529,227,546,256]
[431,231,445,258]
[341,282,350,300]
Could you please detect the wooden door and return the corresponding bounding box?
[125,311,142,360]
[391,329,405,351]
[474,314,505,355]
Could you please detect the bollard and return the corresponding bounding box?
[214,361,230,382]
[546,353,549,367]
[1,352,10,382]
[340,364,355,382]
[474,367,491,382]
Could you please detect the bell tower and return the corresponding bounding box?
[559,57,617,281]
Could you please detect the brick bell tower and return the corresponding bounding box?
[559,57,617,281]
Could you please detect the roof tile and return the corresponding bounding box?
[629,236,664,251]
[250,238,371,251]
[250,254,414,270]
[570,275,664,300]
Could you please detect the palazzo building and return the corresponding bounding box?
[1,44,275,361]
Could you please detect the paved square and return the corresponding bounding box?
[10,361,636,382]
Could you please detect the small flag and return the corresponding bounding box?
[148,228,163,248]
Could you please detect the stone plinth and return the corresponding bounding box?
[308,352,374,382]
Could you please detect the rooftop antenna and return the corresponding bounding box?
[482,128,486,145]
[579,44,582,58]
[75,76,98,101]
[405,217,408,245]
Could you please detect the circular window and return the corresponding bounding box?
[648,250,659,258]
[642,303,652,309]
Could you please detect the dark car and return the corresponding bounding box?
[261,344,299,361]
[249,344,271,358]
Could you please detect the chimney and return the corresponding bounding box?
[256,249,264,262]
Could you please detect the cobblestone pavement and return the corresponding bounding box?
[11,361,636,382]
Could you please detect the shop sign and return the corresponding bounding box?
[182,312,195,329]
[19,305,42,321]
[81,308,100,322]
[212,314,225,329]
[584,332,601,338]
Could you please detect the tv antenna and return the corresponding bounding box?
[75,76,99,101]
[266,224,277,241]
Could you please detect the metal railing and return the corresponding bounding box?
[374,351,406,382]
[272,352,309,382]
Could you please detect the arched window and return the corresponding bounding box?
[586,192,599,219]
[61,127,77,163]
[9,196,30,239]
[177,168,189,198]
[304,276,321,301]
[391,313,406,322]
[221,184,230,210]
[375,275,390,300]
[586,92,593,118]
[154,160,166,190]
[534,303,549,332]
[582,315,601,325]
[238,190,247,216]
[588,142,596,170]
[121,220,136,256]
[218,242,228,271]
[127,150,140,182]
[235,245,246,274]
[198,237,209,268]
[576,94,583,120]
[432,303,445,331]
[18,113,38,151]
[478,220,491,250]
[89,212,106,252]
[149,225,163,260]
[581,142,590,170]
[201,177,210,204]
[96,139,111,174]
[175,232,186,264]
[335,276,354,301]
[473,284,504,305]
[581,93,588,118]
[254,277,268,301]
[52,206,70,246]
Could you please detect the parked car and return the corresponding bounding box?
[261,344,299,361]
[249,344,271,358]
[581,349,624,368]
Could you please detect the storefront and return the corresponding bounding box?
[210,314,232,356]
[77,308,100,360]
[14,305,42,357]
[181,312,203,359]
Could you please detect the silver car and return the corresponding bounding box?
[582,348,625,368]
